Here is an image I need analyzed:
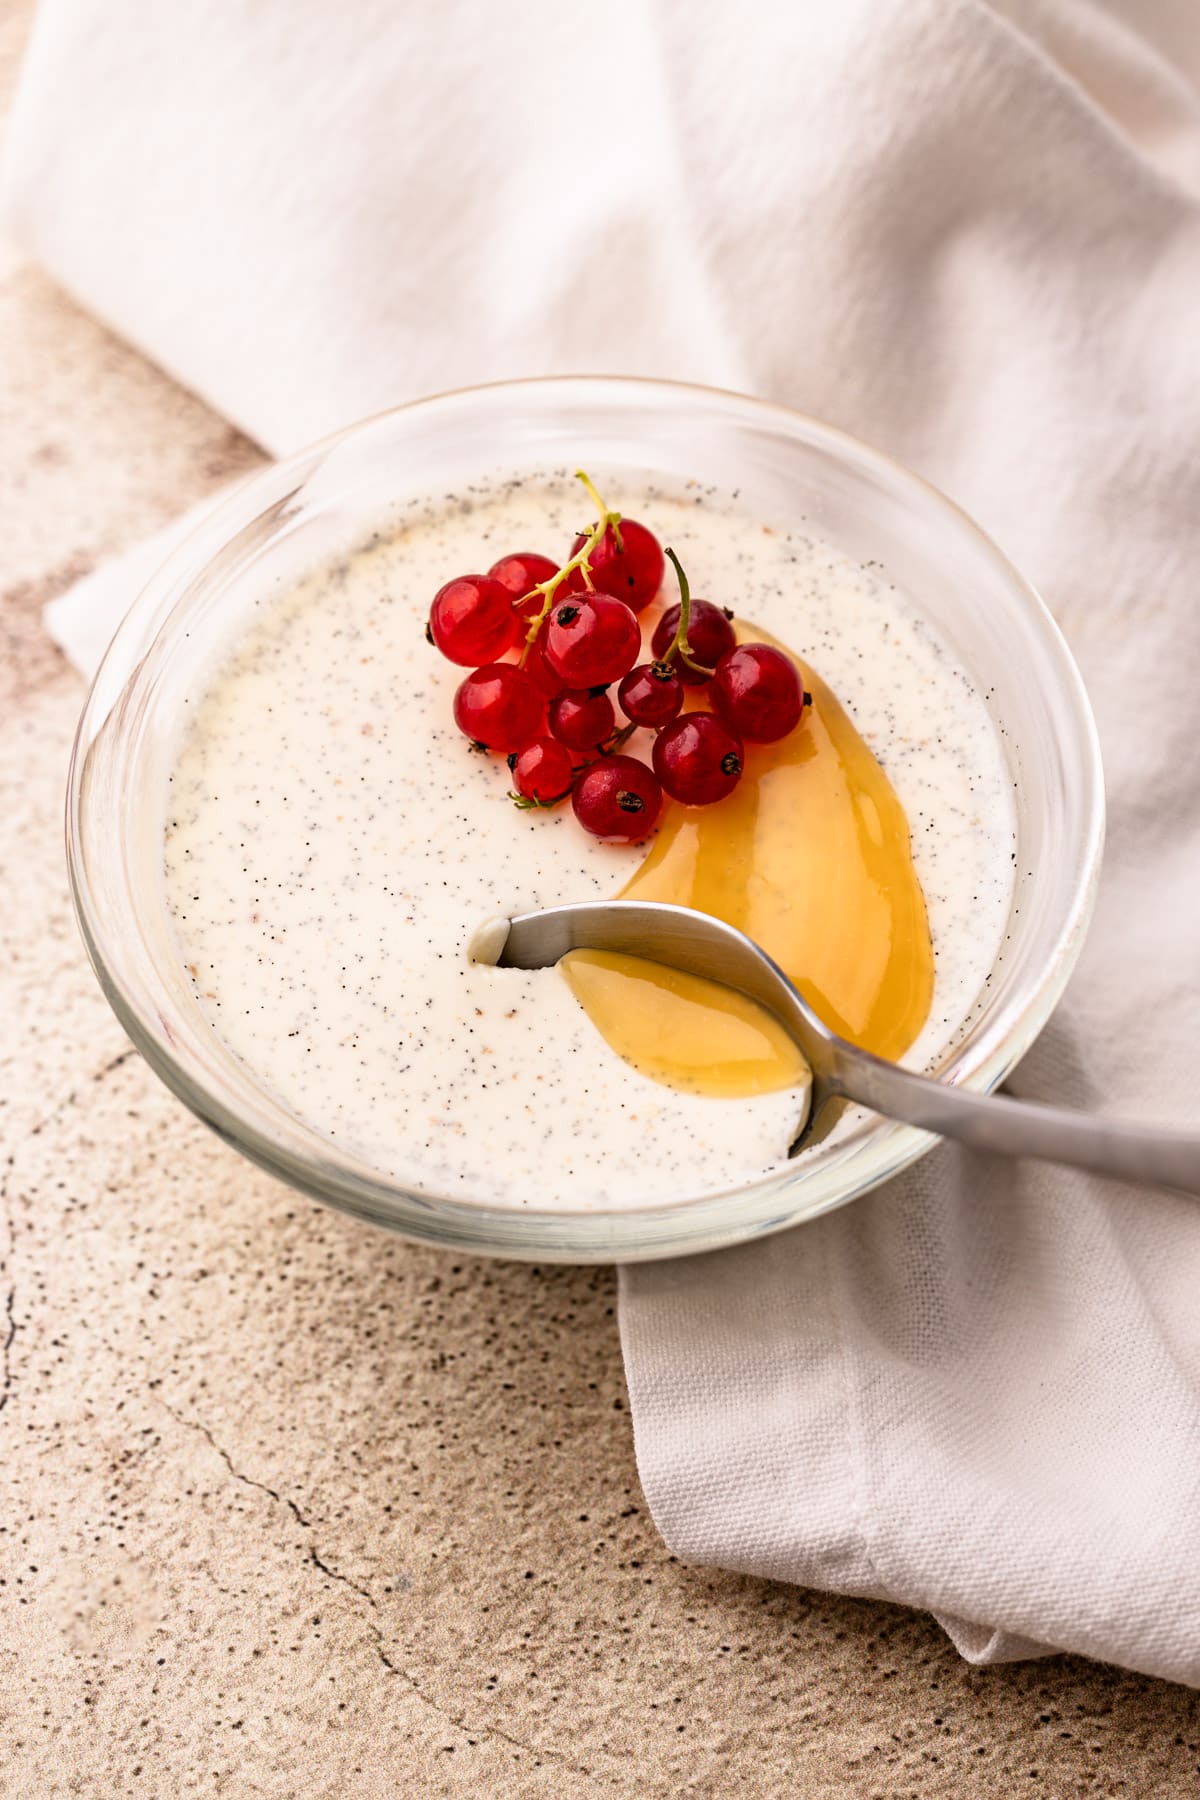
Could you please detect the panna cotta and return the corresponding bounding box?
[162,471,1015,1208]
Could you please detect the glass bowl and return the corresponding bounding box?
[66,377,1104,1262]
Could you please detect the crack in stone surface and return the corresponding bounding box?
[156,1392,593,1774]
[19,1040,139,1148]
[308,1542,373,1603]
[156,1396,311,1528]
[93,1047,137,1082]
[302,1544,574,1765]
[1,1160,15,1415]
[0,1286,13,1411]
[359,1613,580,1771]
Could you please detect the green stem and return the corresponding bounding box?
[516,469,621,666]
[662,546,711,677]
[576,469,623,552]
[508,788,571,810]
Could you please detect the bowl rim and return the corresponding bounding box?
[66,372,1106,1262]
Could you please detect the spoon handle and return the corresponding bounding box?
[831,1050,1200,1197]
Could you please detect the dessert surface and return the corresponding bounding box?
[163,472,1015,1207]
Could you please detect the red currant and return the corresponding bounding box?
[617,661,683,728]
[545,594,641,687]
[711,643,805,742]
[521,632,567,698]
[549,687,616,751]
[568,518,664,612]
[572,756,663,843]
[652,713,744,805]
[452,663,545,753]
[650,598,737,683]
[488,552,560,621]
[429,575,519,666]
[508,736,574,805]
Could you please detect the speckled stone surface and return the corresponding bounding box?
[2,6,1200,1794]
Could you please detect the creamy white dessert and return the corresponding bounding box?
[163,472,1015,1208]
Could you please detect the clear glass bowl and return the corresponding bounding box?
[66,377,1104,1262]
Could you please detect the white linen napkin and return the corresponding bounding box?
[8,0,1200,1683]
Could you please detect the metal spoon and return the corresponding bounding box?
[490,898,1200,1196]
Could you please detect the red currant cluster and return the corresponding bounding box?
[426,472,810,843]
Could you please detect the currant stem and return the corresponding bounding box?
[516,469,621,665]
[570,720,638,782]
[662,546,712,677]
[508,789,570,811]
[574,469,609,526]
[575,469,624,553]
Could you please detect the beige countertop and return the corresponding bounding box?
[2,6,1199,1793]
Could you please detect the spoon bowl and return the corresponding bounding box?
[494,899,835,1150]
